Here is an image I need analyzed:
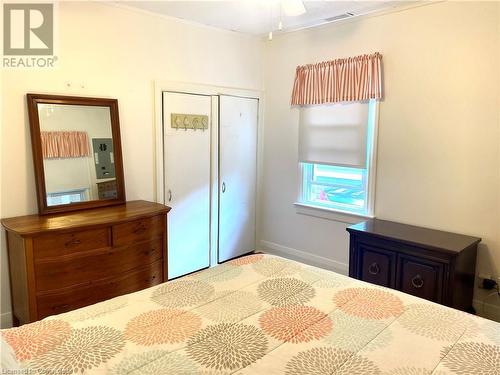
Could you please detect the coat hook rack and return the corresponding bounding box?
[171,113,209,131]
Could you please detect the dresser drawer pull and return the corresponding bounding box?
[411,274,424,289]
[368,262,380,275]
[144,248,156,256]
[133,224,147,234]
[65,238,81,247]
[53,304,69,311]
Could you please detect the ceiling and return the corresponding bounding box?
[120,1,415,36]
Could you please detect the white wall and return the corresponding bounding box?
[0,1,264,326]
[260,1,500,318]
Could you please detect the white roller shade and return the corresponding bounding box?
[299,101,370,168]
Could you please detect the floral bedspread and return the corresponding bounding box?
[1,253,499,374]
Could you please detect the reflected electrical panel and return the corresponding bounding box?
[92,138,116,179]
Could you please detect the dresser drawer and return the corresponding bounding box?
[113,215,165,246]
[396,255,444,303]
[357,244,396,288]
[36,259,163,319]
[34,238,163,291]
[34,228,110,259]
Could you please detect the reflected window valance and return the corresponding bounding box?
[41,131,91,159]
[291,52,383,106]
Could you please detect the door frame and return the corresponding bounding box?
[154,81,264,267]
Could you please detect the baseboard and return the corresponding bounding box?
[260,240,349,276]
[1,311,13,328]
[473,299,500,322]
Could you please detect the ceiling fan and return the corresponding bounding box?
[282,0,307,17]
[269,0,307,40]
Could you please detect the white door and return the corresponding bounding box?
[163,92,211,279]
[218,95,258,262]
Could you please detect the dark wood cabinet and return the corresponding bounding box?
[347,219,480,312]
[2,200,170,325]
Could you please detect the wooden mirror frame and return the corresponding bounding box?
[27,93,126,215]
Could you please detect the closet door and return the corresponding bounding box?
[218,95,258,262]
[163,92,211,279]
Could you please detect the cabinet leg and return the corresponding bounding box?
[12,314,20,327]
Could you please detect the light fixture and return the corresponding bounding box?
[278,2,283,31]
[268,1,273,41]
[268,0,306,41]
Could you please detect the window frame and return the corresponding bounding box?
[46,188,89,206]
[295,100,379,223]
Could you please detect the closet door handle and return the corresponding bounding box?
[167,190,172,202]
[221,182,226,193]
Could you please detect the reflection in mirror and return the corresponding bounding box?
[38,104,117,206]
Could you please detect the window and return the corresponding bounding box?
[46,188,88,206]
[297,100,377,217]
[301,164,368,214]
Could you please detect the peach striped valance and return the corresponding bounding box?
[291,52,383,106]
[41,131,91,159]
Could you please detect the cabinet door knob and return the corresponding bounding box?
[411,274,424,289]
[368,262,380,275]
[221,182,226,193]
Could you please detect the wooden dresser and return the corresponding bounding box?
[347,219,481,312]
[2,200,170,325]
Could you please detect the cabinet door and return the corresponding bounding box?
[397,254,444,303]
[357,244,396,288]
[163,92,211,279]
[218,95,258,263]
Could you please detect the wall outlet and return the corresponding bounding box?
[478,273,491,285]
[478,274,499,289]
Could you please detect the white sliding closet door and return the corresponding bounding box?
[218,95,258,262]
[163,92,211,279]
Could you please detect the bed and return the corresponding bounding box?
[1,253,499,374]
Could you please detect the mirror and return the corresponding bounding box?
[27,94,126,215]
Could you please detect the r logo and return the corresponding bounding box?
[3,3,53,55]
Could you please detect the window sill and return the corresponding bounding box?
[294,202,374,224]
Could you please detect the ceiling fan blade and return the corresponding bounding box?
[282,0,306,17]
